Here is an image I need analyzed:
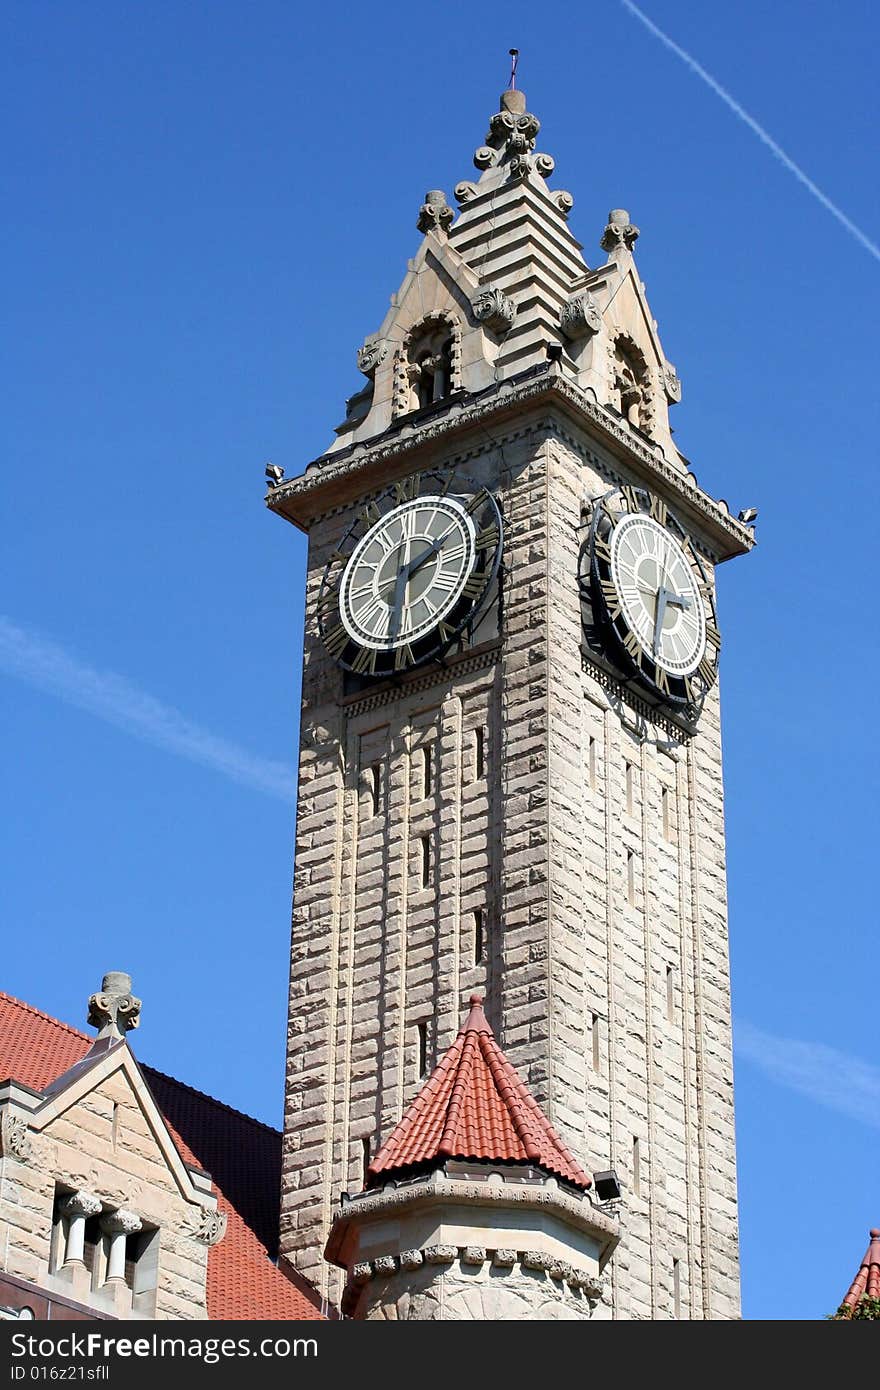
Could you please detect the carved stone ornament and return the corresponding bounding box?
[424,1243,456,1265]
[521,1249,552,1272]
[461,1245,486,1265]
[454,180,479,206]
[601,208,640,255]
[473,146,496,171]
[87,971,141,1039]
[399,1248,424,1270]
[472,286,517,335]
[194,1207,228,1246]
[0,1113,33,1163]
[417,190,454,236]
[356,337,388,378]
[551,190,574,219]
[372,1255,397,1276]
[508,153,534,183]
[492,1248,517,1267]
[663,364,682,403]
[351,1262,371,1286]
[560,293,601,341]
[101,1208,142,1237]
[61,1190,103,1220]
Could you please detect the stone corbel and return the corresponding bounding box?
[0,1113,33,1163]
[560,293,601,342]
[663,364,682,403]
[472,287,517,335]
[356,338,388,378]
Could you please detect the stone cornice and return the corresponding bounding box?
[267,367,754,562]
[324,1169,619,1270]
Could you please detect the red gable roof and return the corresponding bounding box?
[367,995,592,1192]
[840,1228,880,1312]
[0,991,321,1321]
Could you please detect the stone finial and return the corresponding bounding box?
[87,972,141,1040]
[601,209,640,255]
[417,190,454,236]
[473,88,557,187]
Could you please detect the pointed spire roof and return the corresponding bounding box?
[367,996,592,1191]
[839,1228,880,1312]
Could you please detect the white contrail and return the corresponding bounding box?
[735,1020,880,1131]
[621,0,880,264]
[0,616,294,803]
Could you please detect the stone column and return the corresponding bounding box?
[101,1209,142,1282]
[61,1191,102,1266]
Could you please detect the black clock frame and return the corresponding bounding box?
[583,484,721,715]
[316,469,503,678]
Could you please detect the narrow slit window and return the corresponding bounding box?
[588,736,597,790]
[111,1101,120,1151]
[420,834,431,888]
[417,1022,428,1078]
[474,726,485,781]
[474,908,484,965]
[666,965,675,1023]
[361,1137,370,1187]
[626,849,636,906]
[625,761,635,815]
[661,785,672,840]
[422,746,432,799]
[591,1012,601,1073]
[673,1258,681,1319]
[370,763,381,817]
[632,1136,641,1198]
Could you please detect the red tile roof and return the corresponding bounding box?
[840,1228,880,1311]
[0,991,321,1320]
[367,995,592,1192]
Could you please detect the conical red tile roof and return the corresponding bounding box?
[840,1228,880,1311]
[367,996,592,1191]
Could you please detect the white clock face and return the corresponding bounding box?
[338,495,477,652]
[610,514,707,675]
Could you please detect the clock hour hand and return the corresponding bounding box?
[403,524,455,580]
[653,586,690,655]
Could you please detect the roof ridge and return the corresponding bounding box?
[142,1064,281,1139]
[438,1028,479,1156]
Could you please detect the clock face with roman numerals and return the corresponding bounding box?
[586,484,721,712]
[317,470,503,677]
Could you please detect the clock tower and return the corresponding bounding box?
[268,82,753,1320]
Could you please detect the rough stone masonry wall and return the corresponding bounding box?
[281,417,740,1318]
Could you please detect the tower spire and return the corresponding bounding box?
[508,47,519,90]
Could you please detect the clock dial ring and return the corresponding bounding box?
[610,513,707,676]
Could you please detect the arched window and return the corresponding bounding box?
[393,314,462,418]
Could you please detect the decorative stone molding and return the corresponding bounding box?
[87,972,141,1039]
[521,1249,552,1272]
[270,368,754,559]
[609,331,655,437]
[352,1262,371,1286]
[454,180,480,206]
[534,153,555,179]
[560,293,601,342]
[472,287,517,335]
[399,1249,424,1271]
[508,153,533,183]
[551,190,574,219]
[372,1255,397,1276]
[194,1207,227,1246]
[492,1248,517,1268]
[461,1246,486,1265]
[417,190,454,236]
[0,1113,33,1163]
[62,1191,102,1220]
[473,146,496,171]
[424,1244,457,1265]
[601,208,640,255]
[101,1208,142,1237]
[356,338,388,378]
[392,312,463,420]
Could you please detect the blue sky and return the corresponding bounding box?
[2,1,877,1321]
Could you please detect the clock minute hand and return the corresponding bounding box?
[653,587,691,656]
[403,523,456,580]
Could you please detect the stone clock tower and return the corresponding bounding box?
[268,83,753,1320]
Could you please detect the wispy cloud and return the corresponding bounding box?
[0,616,294,803]
[735,1020,880,1130]
[620,0,880,265]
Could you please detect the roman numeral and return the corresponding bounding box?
[697,654,717,687]
[351,646,378,675]
[621,484,641,515]
[359,501,382,528]
[655,664,670,695]
[316,587,341,618]
[600,579,622,618]
[622,628,643,662]
[649,494,668,527]
[476,523,500,551]
[394,642,415,671]
[683,676,697,704]
[594,535,612,565]
[462,571,485,599]
[394,474,420,503]
[437,621,454,643]
[705,622,721,652]
[466,488,488,515]
[323,621,349,657]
